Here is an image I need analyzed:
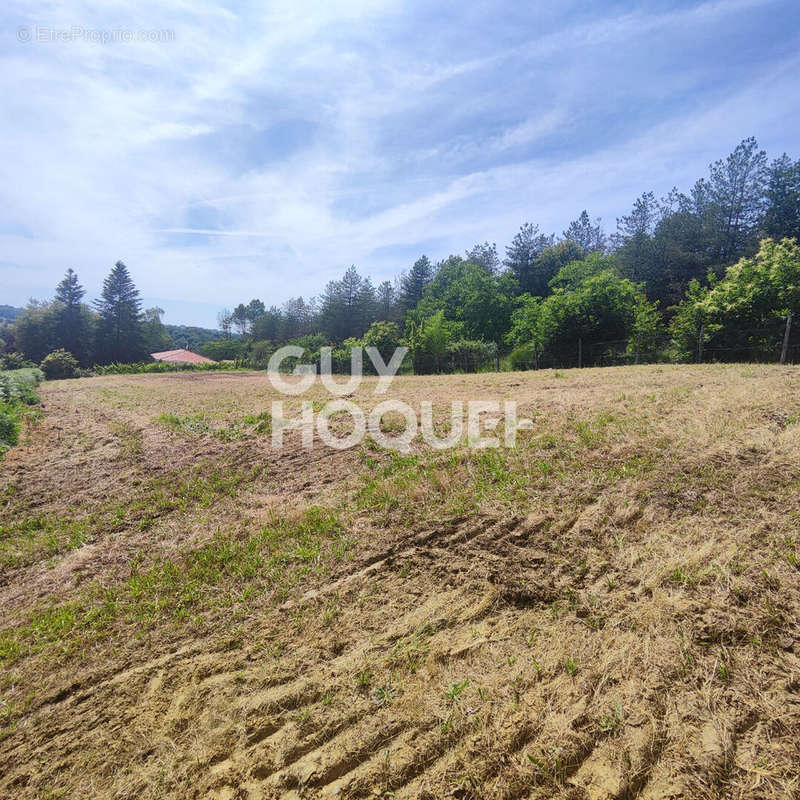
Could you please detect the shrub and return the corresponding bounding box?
[0,369,43,403]
[0,405,20,452]
[446,339,497,372]
[0,352,36,370]
[40,349,81,380]
[508,342,539,370]
[200,338,246,361]
[93,361,233,375]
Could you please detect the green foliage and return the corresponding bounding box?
[40,349,81,380]
[93,261,147,364]
[0,405,20,454]
[0,369,41,457]
[549,252,619,291]
[416,258,516,344]
[509,264,657,367]
[13,301,58,364]
[319,265,377,341]
[0,369,43,403]
[93,361,232,375]
[539,270,653,363]
[247,340,278,369]
[508,341,540,370]
[446,339,497,372]
[503,223,556,294]
[399,255,434,312]
[165,323,228,351]
[0,353,36,371]
[52,268,93,364]
[763,154,800,241]
[563,210,606,252]
[200,338,246,361]
[362,320,402,360]
[670,237,800,360]
[405,310,457,373]
[506,294,542,349]
[5,139,799,372]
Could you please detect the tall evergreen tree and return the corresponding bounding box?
[563,211,606,253]
[763,154,800,241]
[320,266,376,341]
[376,280,398,320]
[53,268,92,364]
[704,136,767,264]
[399,255,434,312]
[613,192,658,283]
[231,304,250,335]
[504,223,556,294]
[93,261,146,363]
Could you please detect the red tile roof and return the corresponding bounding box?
[150,349,217,364]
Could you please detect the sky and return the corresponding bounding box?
[2,0,800,328]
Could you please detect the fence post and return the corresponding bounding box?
[578,338,582,369]
[697,324,705,363]
[780,312,793,365]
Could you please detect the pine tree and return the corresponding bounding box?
[53,268,92,364]
[376,280,397,320]
[763,154,800,241]
[320,266,376,341]
[503,223,555,294]
[93,261,145,364]
[705,137,767,264]
[563,211,606,253]
[399,255,434,312]
[55,268,85,308]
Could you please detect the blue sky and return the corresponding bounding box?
[2,0,799,328]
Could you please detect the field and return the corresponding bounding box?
[1,365,799,799]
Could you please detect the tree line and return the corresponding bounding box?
[2,136,799,372]
[1,262,171,367]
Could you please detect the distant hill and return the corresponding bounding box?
[0,305,22,324]
[164,324,227,351]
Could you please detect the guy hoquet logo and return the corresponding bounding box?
[266,346,533,452]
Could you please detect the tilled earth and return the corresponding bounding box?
[1,366,799,799]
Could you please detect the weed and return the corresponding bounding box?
[445,679,470,701]
[598,702,625,734]
[565,657,578,677]
[354,667,372,689]
[374,683,397,707]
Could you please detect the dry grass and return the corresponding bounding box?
[0,364,799,799]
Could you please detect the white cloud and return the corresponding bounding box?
[0,0,798,324]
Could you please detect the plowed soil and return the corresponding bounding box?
[1,365,799,799]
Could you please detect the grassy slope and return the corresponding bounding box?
[0,365,798,799]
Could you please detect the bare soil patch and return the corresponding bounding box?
[1,365,799,799]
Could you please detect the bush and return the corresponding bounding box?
[508,342,539,370]
[0,405,21,453]
[0,369,41,457]
[0,352,36,371]
[93,361,233,375]
[200,338,246,361]
[40,349,81,380]
[446,340,497,372]
[0,369,43,403]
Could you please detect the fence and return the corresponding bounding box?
[505,314,798,372]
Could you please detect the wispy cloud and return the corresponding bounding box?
[1,0,798,324]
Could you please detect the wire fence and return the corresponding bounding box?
[505,318,799,372]
[409,315,797,374]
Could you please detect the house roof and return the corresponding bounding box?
[150,349,216,364]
